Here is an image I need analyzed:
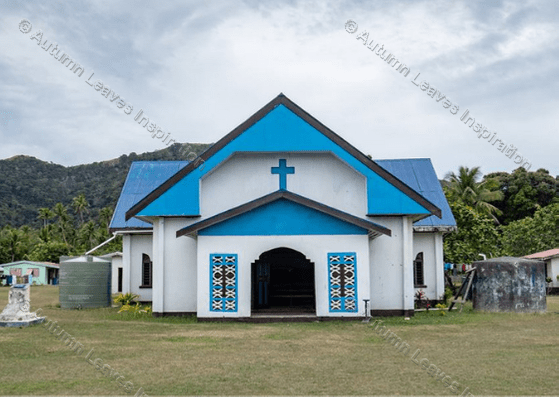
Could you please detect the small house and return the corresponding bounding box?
[0,261,59,285]
[525,248,559,294]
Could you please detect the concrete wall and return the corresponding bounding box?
[122,234,153,302]
[473,258,547,313]
[548,257,559,288]
[196,234,370,318]
[152,218,198,315]
[200,153,367,218]
[368,217,414,315]
[413,232,444,301]
[109,255,123,294]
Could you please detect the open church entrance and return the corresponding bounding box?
[251,247,315,314]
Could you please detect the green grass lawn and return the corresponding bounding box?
[1,286,558,395]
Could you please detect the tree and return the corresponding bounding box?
[444,166,504,222]
[72,194,89,225]
[1,226,25,262]
[485,167,559,225]
[500,203,559,256]
[444,201,502,264]
[37,207,55,228]
[53,202,70,244]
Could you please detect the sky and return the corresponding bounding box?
[1,0,558,179]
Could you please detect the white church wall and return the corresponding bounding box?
[125,233,153,302]
[196,235,370,318]
[413,232,444,301]
[110,255,123,294]
[152,218,198,315]
[368,216,415,314]
[200,153,367,218]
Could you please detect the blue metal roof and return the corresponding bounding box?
[374,159,456,228]
[110,161,189,230]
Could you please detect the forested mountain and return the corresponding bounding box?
[0,143,211,228]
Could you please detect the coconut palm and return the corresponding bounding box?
[72,194,89,225]
[37,207,55,228]
[444,166,504,222]
[53,202,70,244]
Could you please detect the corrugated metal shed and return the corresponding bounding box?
[375,158,456,228]
[110,161,189,231]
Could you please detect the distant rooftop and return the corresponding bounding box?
[525,248,559,260]
[0,261,59,268]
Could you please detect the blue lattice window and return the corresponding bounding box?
[210,254,238,312]
[328,253,357,313]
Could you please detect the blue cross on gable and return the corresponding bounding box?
[271,159,295,190]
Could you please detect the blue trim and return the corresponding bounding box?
[199,199,368,236]
[137,105,432,217]
[271,159,294,190]
[209,254,238,312]
[328,253,358,313]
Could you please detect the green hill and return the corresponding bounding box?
[0,143,211,228]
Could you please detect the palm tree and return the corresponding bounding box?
[3,227,23,262]
[99,207,114,232]
[38,207,55,228]
[72,194,89,225]
[78,221,97,250]
[53,202,70,244]
[444,166,504,222]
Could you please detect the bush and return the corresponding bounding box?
[118,302,152,316]
[114,292,140,306]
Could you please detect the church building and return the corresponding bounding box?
[109,94,456,319]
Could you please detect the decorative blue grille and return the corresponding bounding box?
[328,253,357,313]
[210,254,238,312]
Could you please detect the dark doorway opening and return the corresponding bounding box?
[118,267,123,293]
[252,247,315,314]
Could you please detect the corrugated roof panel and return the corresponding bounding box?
[110,161,189,230]
[375,158,456,227]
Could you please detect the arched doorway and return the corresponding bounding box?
[251,247,315,314]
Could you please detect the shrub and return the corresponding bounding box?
[114,292,140,306]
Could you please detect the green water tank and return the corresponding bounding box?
[59,256,112,309]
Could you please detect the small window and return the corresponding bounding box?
[414,252,425,287]
[32,268,40,277]
[141,254,152,287]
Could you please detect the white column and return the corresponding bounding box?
[122,235,132,294]
[402,217,414,312]
[434,233,445,300]
[153,218,166,313]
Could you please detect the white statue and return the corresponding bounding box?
[0,284,44,327]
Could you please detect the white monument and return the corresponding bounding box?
[0,284,45,327]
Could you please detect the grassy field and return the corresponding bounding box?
[0,286,558,396]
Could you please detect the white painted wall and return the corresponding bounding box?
[413,232,445,301]
[549,257,559,287]
[123,234,153,302]
[195,235,370,318]
[368,216,414,312]
[109,255,123,294]
[200,152,367,218]
[152,218,198,314]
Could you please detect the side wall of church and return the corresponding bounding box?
[152,218,198,315]
[123,233,153,302]
[368,216,415,315]
[413,232,445,301]
[196,234,370,318]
